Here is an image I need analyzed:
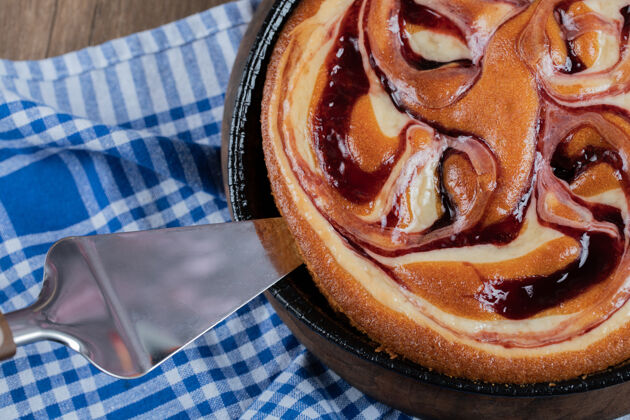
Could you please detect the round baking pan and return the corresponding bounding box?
[220,0,630,418]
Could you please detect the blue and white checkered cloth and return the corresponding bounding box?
[0,1,413,418]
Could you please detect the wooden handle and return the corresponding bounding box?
[0,312,16,360]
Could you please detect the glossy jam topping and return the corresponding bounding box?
[312,1,404,203]
[314,0,626,319]
[269,0,630,348]
[554,4,587,73]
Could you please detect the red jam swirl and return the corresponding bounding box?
[554,5,587,74]
[311,1,404,204]
[304,0,630,320]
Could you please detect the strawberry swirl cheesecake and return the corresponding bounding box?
[262,0,630,383]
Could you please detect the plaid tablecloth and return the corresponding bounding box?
[0,0,413,418]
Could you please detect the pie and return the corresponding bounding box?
[261,0,630,383]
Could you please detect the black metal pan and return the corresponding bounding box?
[221,1,630,418]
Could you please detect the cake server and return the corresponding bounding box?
[0,218,302,378]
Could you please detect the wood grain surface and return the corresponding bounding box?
[0,0,230,60]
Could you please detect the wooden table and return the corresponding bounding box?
[0,0,230,60]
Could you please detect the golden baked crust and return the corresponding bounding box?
[261,0,630,383]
